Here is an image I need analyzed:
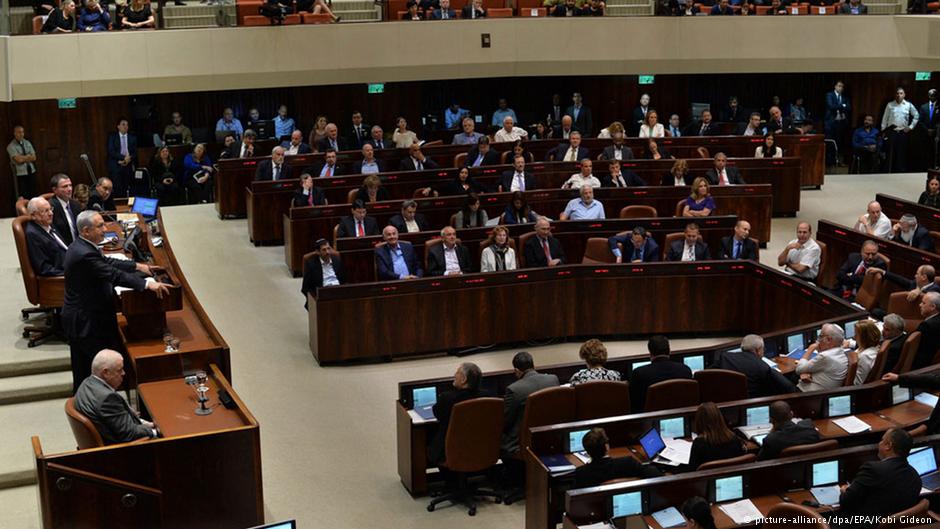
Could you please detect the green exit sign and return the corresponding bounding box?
[367,83,385,94]
[57,98,77,109]
[916,72,932,81]
[638,75,655,85]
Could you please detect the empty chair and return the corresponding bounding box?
[843,361,858,387]
[929,231,940,253]
[64,398,104,450]
[887,292,923,332]
[644,379,699,412]
[763,502,830,529]
[694,369,747,403]
[574,381,630,420]
[864,340,891,383]
[815,240,828,284]
[619,205,657,219]
[696,146,710,159]
[854,271,884,311]
[696,453,756,470]
[779,439,839,457]
[581,238,616,264]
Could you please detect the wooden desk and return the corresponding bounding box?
[137,369,250,437]
[877,193,940,241]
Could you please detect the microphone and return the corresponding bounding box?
[91,203,103,212]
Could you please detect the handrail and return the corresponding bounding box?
[45,462,163,497]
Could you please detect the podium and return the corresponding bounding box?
[118,271,183,340]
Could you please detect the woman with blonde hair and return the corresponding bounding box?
[480,225,516,272]
[682,177,715,217]
[671,159,690,186]
[851,321,883,384]
[598,121,625,139]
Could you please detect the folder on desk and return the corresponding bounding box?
[832,415,871,434]
[539,454,576,474]
[761,357,781,371]
[787,349,816,361]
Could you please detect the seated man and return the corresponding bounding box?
[735,112,766,136]
[74,349,159,445]
[389,200,429,234]
[552,0,581,15]
[855,200,892,239]
[609,226,659,263]
[336,200,379,239]
[375,225,423,280]
[367,126,389,151]
[452,117,484,145]
[427,226,473,276]
[352,143,384,175]
[718,220,758,260]
[560,185,605,221]
[502,352,559,456]
[686,109,721,137]
[163,112,193,145]
[704,152,745,186]
[215,108,244,141]
[222,129,256,159]
[307,148,344,178]
[880,314,909,372]
[870,264,939,304]
[601,159,646,188]
[427,363,489,465]
[523,217,565,267]
[87,177,116,213]
[548,131,590,162]
[666,222,710,262]
[710,0,736,14]
[852,115,881,174]
[494,116,529,143]
[912,292,940,370]
[840,0,867,13]
[557,115,577,140]
[465,136,501,167]
[281,130,313,156]
[600,132,634,161]
[630,335,693,412]
[316,123,347,153]
[795,323,848,392]
[573,428,662,488]
[301,238,345,310]
[777,222,821,281]
[757,401,821,460]
[429,0,457,19]
[499,155,537,193]
[400,143,440,172]
[838,428,921,529]
[562,159,601,190]
[711,335,796,398]
[254,146,292,181]
[25,197,68,276]
[832,239,887,299]
[766,106,799,135]
[892,214,935,252]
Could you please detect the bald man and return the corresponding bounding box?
[87,177,116,215]
[74,349,159,444]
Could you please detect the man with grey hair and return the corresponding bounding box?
[710,334,796,397]
[389,199,429,234]
[427,226,472,276]
[882,313,909,373]
[316,123,347,153]
[62,211,170,392]
[832,240,887,299]
[855,201,892,239]
[452,117,483,146]
[254,146,291,181]
[795,323,848,392]
[74,349,159,444]
[427,362,489,464]
[367,125,388,150]
[24,196,68,276]
[892,214,934,251]
[524,217,565,267]
[912,292,940,369]
[494,115,528,143]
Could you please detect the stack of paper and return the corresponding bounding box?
[833,415,871,434]
[653,439,693,466]
[916,393,939,408]
[578,522,614,529]
[737,424,773,440]
[762,357,782,371]
[718,499,763,524]
[572,451,591,465]
[811,485,841,506]
[651,506,686,528]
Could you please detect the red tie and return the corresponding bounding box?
[719,169,729,185]
[542,238,552,263]
[325,165,333,178]
[855,261,867,276]
[307,193,314,206]
[357,221,364,237]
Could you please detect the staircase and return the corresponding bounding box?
[331,0,382,22]
[605,0,655,15]
[162,1,238,29]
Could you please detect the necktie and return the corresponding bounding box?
[633,247,641,261]
[516,174,525,191]
[443,10,447,18]
[686,244,695,261]
[541,238,551,263]
[325,164,332,177]
[377,141,383,149]
[616,174,625,187]
[566,148,576,162]
[931,103,935,121]
[356,221,364,237]
[415,159,423,171]
[273,165,280,180]
[307,192,314,206]
[733,240,741,259]
[50,228,67,250]
[720,169,729,185]
[700,124,707,135]
[65,202,77,238]
[120,134,128,156]
[474,155,483,167]
[854,261,867,275]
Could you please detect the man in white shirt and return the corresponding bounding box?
[796,323,848,392]
[881,87,919,172]
[562,159,601,190]
[855,200,893,239]
[427,226,472,276]
[558,115,575,140]
[494,116,528,143]
[777,222,821,280]
[560,185,605,221]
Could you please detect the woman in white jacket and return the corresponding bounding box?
[480,225,517,272]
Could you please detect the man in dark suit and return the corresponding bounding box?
[912,292,940,370]
[301,239,345,309]
[876,264,940,305]
[306,149,344,178]
[719,220,758,260]
[832,240,887,298]
[881,314,909,373]
[376,225,423,280]
[49,173,80,245]
[352,144,385,175]
[631,94,650,136]
[893,214,936,252]
[346,111,371,149]
[336,200,379,239]
[557,115,579,140]
[766,106,799,135]
[566,92,593,137]
[551,0,581,15]
[735,113,767,136]
[316,123,347,153]
[427,226,473,276]
[629,335,693,412]
[389,199,430,234]
[221,129,257,159]
[25,197,68,276]
[106,118,138,197]
[685,109,721,136]
[840,0,867,13]
[667,223,711,262]
[502,351,559,456]
[710,0,735,14]
[757,401,821,460]
[824,81,850,165]
[573,428,662,488]
[547,131,590,162]
[465,136,501,167]
[600,159,646,188]
[499,155,538,193]
[608,226,659,263]
[704,152,746,186]
[523,217,565,267]
[75,350,159,445]
[366,126,389,151]
[838,428,921,529]
[427,362,488,464]
[919,89,939,168]
[885,369,940,434]
[720,96,745,123]
[600,132,635,161]
[254,146,292,181]
[460,0,486,18]
[399,143,440,171]
[87,177,117,214]
[712,336,797,400]
[280,130,313,156]
[429,0,456,18]
[547,93,564,131]
[62,211,169,392]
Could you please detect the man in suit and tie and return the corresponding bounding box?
[366,126,390,151]
[892,214,935,252]
[460,0,486,18]
[566,92,593,137]
[712,337,797,400]
[872,264,940,306]
[254,146,292,181]
[631,93,651,137]
[548,131,590,162]
[399,143,439,171]
[686,110,721,136]
[389,200,430,234]
[704,152,746,185]
[427,363,488,464]
[719,220,758,260]
[346,111,370,150]
[427,226,473,276]
[306,149,344,178]
[62,211,169,392]
[499,155,538,193]
[629,335,693,412]
[106,118,138,197]
[600,159,646,188]
[465,136,501,167]
[74,350,160,445]
[316,123,348,153]
[920,89,939,167]
[558,115,578,140]
[87,178,116,214]
[25,197,68,276]
[301,238,345,309]
[523,217,565,267]
[336,200,379,239]
[766,106,799,135]
[49,173,80,245]
[824,81,850,165]
[221,129,256,159]
[832,240,887,299]
[911,292,940,370]
[667,114,682,138]
[600,132,635,161]
[881,314,909,373]
[429,0,456,18]
[757,400,820,460]
[735,113,767,136]
[280,130,313,156]
[608,226,659,263]
[547,93,564,132]
[375,225,423,280]
[667,223,711,262]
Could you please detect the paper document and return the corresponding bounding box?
[916,393,939,408]
[659,439,692,465]
[832,415,871,434]
[652,456,681,466]
[578,523,614,529]
[811,485,841,506]
[762,357,781,371]
[407,409,435,424]
[106,253,130,261]
[572,452,591,465]
[651,507,685,528]
[737,424,773,439]
[718,499,763,524]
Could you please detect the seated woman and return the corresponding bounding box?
[292,173,328,208]
[502,191,539,224]
[401,1,423,19]
[683,177,716,217]
[851,320,882,384]
[569,339,622,385]
[572,428,661,488]
[41,0,76,32]
[453,193,489,228]
[122,0,154,29]
[670,159,691,186]
[754,133,783,158]
[182,143,216,204]
[687,402,746,470]
[308,116,329,148]
[480,225,516,272]
[681,497,718,529]
[597,121,625,140]
[510,139,535,164]
[531,121,553,141]
[427,166,487,197]
[392,117,419,148]
[353,175,389,204]
[919,176,940,208]
[643,138,673,160]
[77,0,110,32]
[73,184,91,210]
[638,110,665,138]
[149,146,183,206]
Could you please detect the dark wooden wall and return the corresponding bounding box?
[2,71,936,216]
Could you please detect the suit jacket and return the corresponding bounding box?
[221,142,255,160]
[718,236,758,260]
[840,3,867,13]
[301,254,345,307]
[710,350,797,399]
[607,235,659,262]
[61,238,145,340]
[306,161,344,178]
[913,315,940,370]
[106,132,138,176]
[666,240,711,262]
[600,171,647,188]
[566,105,593,137]
[899,371,940,433]
[336,215,379,239]
[436,176,489,196]
[766,117,799,135]
[254,159,292,181]
[291,188,327,208]
[631,107,648,135]
[499,170,538,193]
[25,221,67,276]
[428,7,456,18]
[573,457,662,489]
[757,419,821,460]
[366,138,391,151]
[428,387,489,464]
[836,253,888,291]
[389,213,429,234]
[919,102,940,129]
[704,167,746,185]
[839,457,921,528]
[375,241,424,280]
[87,192,116,213]
[898,225,935,252]
[464,147,501,167]
[316,136,348,153]
[50,196,81,245]
[601,144,635,161]
[399,156,440,172]
[460,5,486,17]
[735,122,767,136]
[629,357,694,412]
[824,91,850,127]
[523,235,566,267]
[885,333,908,373]
[346,123,371,149]
[427,243,473,276]
[352,159,385,175]
[74,375,153,445]
[685,121,721,136]
[547,143,590,162]
[501,370,560,454]
[279,141,313,155]
[721,106,746,123]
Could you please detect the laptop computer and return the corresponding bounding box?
[164,133,183,146]
[411,386,437,420]
[908,446,940,490]
[638,427,666,461]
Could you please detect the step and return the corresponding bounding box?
[0,371,72,406]
[0,485,40,528]
[0,398,78,490]
[0,357,70,380]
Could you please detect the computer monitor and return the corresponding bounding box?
[659,417,685,439]
[826,394,852,418]
[131,197,159,218]
[763,340,779,358]
[811,460,840,487]
[633,360,651,370]
[163,133,183,146]
[908,446,938,477]
[252,120,274,139]
[247,521,296,529]
[745,405,770,426]
[638,428,666,460]
[845,320,857,340]
[412,386,437,409]
[611,491,646,518]
[683,355,705,373]
[787,333,805,355]
[567,429,591,453]
[711,475,745,503]
[892,386,913,405]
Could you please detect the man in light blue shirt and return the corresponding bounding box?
[273,105,295,139]
[215,108,243,140]
[560,185,605,220]
[444,102,468,130]
[491,98,518,127]
[452,118,484,145]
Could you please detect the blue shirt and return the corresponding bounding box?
[444,108,467,129]
[389,245,410,279]
[564,198,605,220]
[273,116,295,138]
[685,195,716,213]
[359,160,380,174]
[215,118,244,139]
[452,131,483,145]
[852,126,882,149]
[491,109,518,127]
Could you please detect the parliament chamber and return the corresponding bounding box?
[5,10,940,529]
